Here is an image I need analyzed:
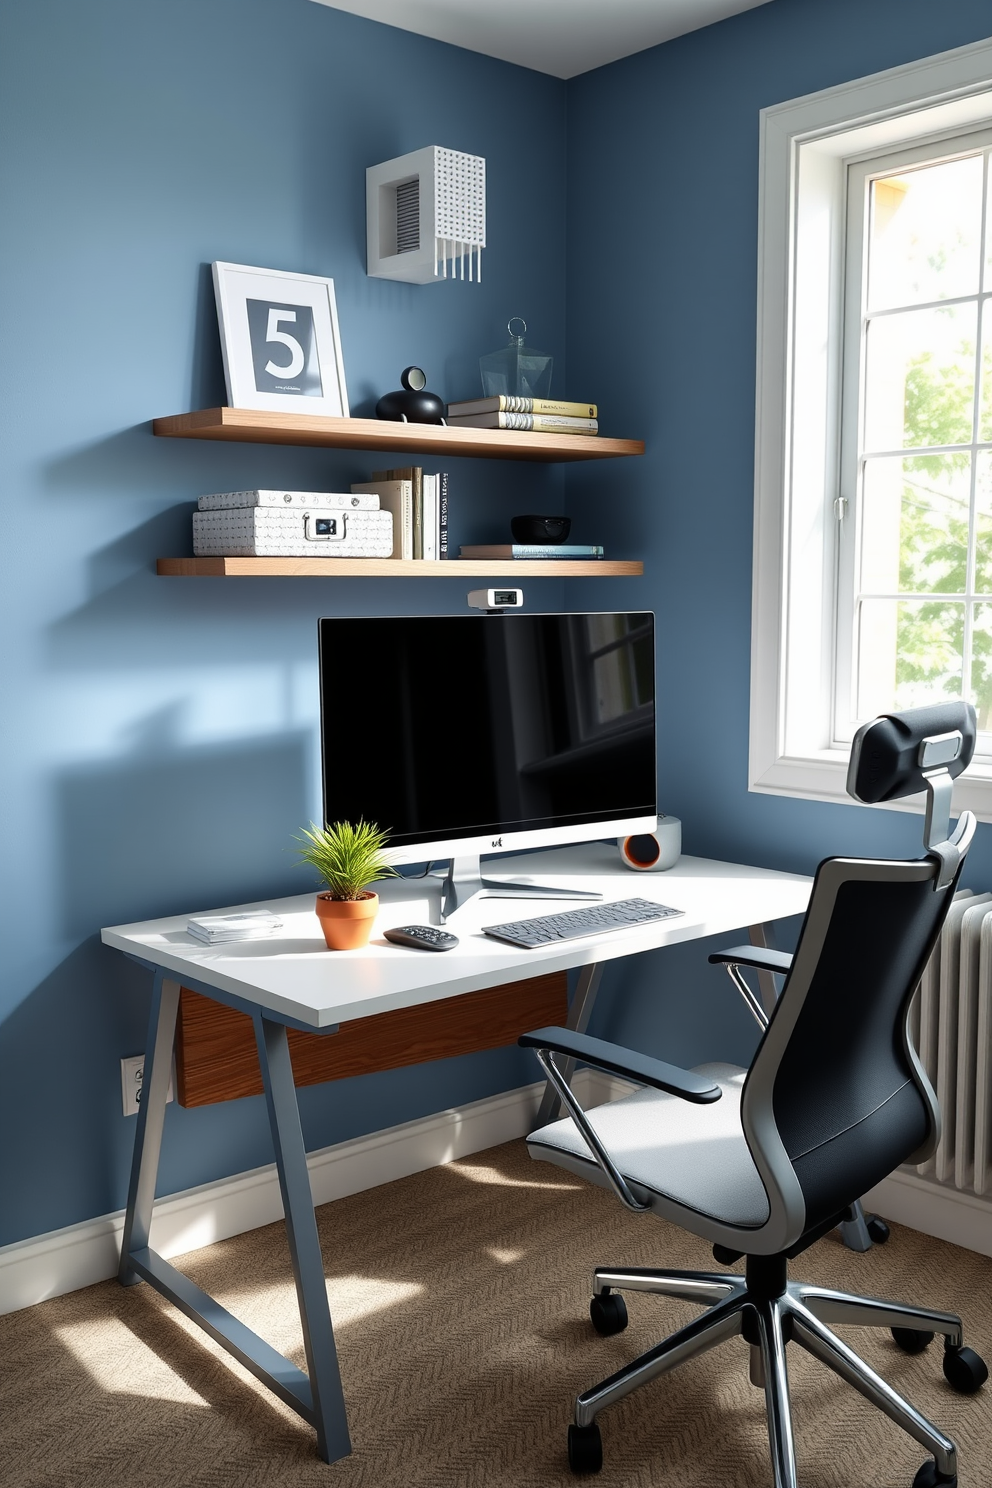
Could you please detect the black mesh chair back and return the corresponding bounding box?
[743,854,957,1241]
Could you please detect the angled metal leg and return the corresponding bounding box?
[757,1298,798,1488]
[254,1012,351,1465]
[574,1289,744,1426]
[119,972,180,1284]
[117,972,352,1463]
[536,962,604,1125]
[791,1298,957,1478]
[798,1284,963,1345]
[593,1266,744,1307]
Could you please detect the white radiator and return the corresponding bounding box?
[913,889,992,1194]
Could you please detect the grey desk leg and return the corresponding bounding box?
[117,973,351,1463]
[254,1012,351,1465]
[119,972,180,1284]
[535,962,604,1127]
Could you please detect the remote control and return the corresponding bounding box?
[383,925,459,952]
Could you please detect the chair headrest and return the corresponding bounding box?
[847,702,976,805]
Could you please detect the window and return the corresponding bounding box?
[838,137,992,745]
[751,39,992,819]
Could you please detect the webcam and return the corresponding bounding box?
[467,588,524,612]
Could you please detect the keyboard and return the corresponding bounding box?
[481,897,684,948]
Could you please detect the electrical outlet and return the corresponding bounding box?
[120,1055,174,1117]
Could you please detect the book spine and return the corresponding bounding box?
[422,475,437,561]
[439,473,448,558]
[449,413,598,432]
[449,397,598,418]
[412,467,423,561]
[402,485,413,561]
[457,545,604,559]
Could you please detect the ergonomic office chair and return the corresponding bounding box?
[521,703,987,1488]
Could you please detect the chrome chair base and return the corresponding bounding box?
[575,1263,966,1487]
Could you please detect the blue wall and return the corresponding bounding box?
[3,0,992,1250]
[0,0,570,1246]
[564,0,992,1066]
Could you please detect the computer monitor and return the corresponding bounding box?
[318,611,657,916]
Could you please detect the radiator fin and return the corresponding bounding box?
[911,889,992,1197]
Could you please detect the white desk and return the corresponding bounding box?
[102,843,811,1464]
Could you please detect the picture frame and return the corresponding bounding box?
[211,261,349,417]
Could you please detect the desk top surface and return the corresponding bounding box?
[101,843,812,1030]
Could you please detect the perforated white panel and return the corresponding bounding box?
[432,148,486,247]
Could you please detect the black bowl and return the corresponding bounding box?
[511,514,571,544]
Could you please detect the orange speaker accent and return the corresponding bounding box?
[624,835,661,867]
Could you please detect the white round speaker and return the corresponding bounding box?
[618,817,681,872]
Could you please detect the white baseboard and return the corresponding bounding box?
[0,1070,620,1317]
[13,1076,979,1321]
[864,1168,992,1257]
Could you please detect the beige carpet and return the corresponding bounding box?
[1,1141,989,1487]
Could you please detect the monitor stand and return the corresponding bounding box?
[439,854,603,922]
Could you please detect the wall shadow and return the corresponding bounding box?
[57,722,311,940]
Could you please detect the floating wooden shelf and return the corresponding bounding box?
[157,556,644,577]
[152,407,644,462]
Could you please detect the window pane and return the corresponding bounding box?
[863,303,976,452]
[976,451,992,593]
[981,311,992,443]
[971,603,992,728]
[856,598,964,718]
[861,454,970,595]
[867,155,983,312]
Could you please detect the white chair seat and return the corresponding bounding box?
[527,1063,770,1228]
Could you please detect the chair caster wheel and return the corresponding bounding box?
[590,1292,628,1337]
[942,1344,988,1394]
[892,1327,934,1354]
[866,1214,890,1243]
[912,1460,956,1487]
[568,1422,603,1474]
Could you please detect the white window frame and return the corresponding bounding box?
[751,37,992,821]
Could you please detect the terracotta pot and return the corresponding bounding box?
[315,891,379,950]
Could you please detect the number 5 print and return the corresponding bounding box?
[264,308,305,378]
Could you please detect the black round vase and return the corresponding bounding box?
[511,515,572,544]
[376,366,446,424]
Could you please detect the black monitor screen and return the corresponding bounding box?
[318,612,656,851]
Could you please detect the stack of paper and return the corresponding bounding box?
[186,910,283,944]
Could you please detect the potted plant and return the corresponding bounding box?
[296,819,397,950]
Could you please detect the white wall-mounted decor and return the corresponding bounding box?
[212,262,349,416]
[366,146,486,284]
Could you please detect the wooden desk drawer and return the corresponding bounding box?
[174,971,567,1107]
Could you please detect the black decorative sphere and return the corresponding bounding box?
[511,514,571,544]
[376,366,446,424]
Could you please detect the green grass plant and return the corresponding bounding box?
[295,819,397,900]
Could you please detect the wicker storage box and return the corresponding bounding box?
[193,506,394,558]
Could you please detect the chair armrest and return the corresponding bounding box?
[708,945,794,975]
[518,1027,721,1104]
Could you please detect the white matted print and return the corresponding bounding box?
[212,262,349,416]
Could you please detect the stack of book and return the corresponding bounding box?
[186,910,284,944]
[352,467,448,560]
[459,543,604,560]
[445,396,598,435]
